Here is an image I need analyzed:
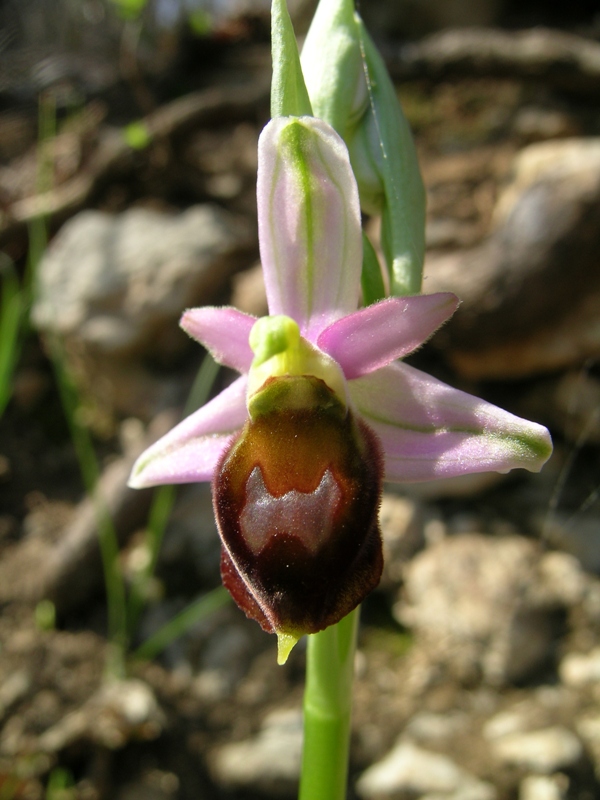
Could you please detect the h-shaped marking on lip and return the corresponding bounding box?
[240,466,341,555]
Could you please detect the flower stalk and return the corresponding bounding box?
[300,608,359,800]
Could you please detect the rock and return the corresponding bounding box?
[484,708,531,742]
[32,205,254,420]
[404,710,469,744]
[536,552,587,607]
[521,370,600,446]
[117,769,179,800]
[519,775,568,800]
[426,138,600,379]
[403,471,505,501]
[491,727,582,774]
[196,619,259,691]
[575,714,600,778]
[0,670,31,720]
[378,493,425,586]
[512,107,578,144]
[230,260,268,316]
[356,740,496,800]
[395,535,578,685]
[542,513,600,574]
[560,648,600,687]
[158,483,221,590]
[191,669,231,703]
[34,205,253,354]
[419,791,496,800]
[210,707,302,796]
[9,413,177,614]
[37,679,164,753]
[483,688,574,743]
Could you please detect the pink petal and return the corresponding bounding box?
[317,293,459,379]
[257,117,362,340]
[128,376,249,488]
[349,363,553,482]
[181,307,256,373]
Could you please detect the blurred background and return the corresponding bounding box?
[1,1,600,798]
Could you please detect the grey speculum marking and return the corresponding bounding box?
[240,466,341,555]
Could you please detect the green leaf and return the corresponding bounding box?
[360,232,386,306]
[356,19,426,296]
[271,0,313,118]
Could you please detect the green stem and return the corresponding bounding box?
[299,607,359,800]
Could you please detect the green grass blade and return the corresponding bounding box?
[126,353,221,633]
[131,586,230,662]
[50,341,128,668]
[0,260,24,417]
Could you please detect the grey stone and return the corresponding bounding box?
[159,483,221,587]
[404,471,505,501]
[421,790,497,800]
[356,740,496,800]
[230,260,268,317]
[560,648,600,687]
[483,688,573,744]
[521,370,600,448]
[483,703,544,742]
[426,138,600,379]
[543,513,600,574]
[576,714,600,779]
[0,670,31,720]
[396,535,578,685]
[519,775,567,800]
[32,205,253,419]
[535,551,587,607]
[512,106,577,143]
[404,711,469,744]
[33,205,253,353]
[492,727,582,774]
[210,707,302,796]
[37,679,164,753]
[379,493,425,586]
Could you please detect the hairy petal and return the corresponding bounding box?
[257,116,362,340]
[317,293,459,379]
[350,363,553,482]
[128,377,249,488]
[180,307,256,373]
[213,375,383,661]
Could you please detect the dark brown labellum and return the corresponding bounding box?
[212,375,383,656]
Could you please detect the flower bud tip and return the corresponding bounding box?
[277,631,301,665]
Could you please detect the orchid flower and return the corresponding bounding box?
[129,115,552,663]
